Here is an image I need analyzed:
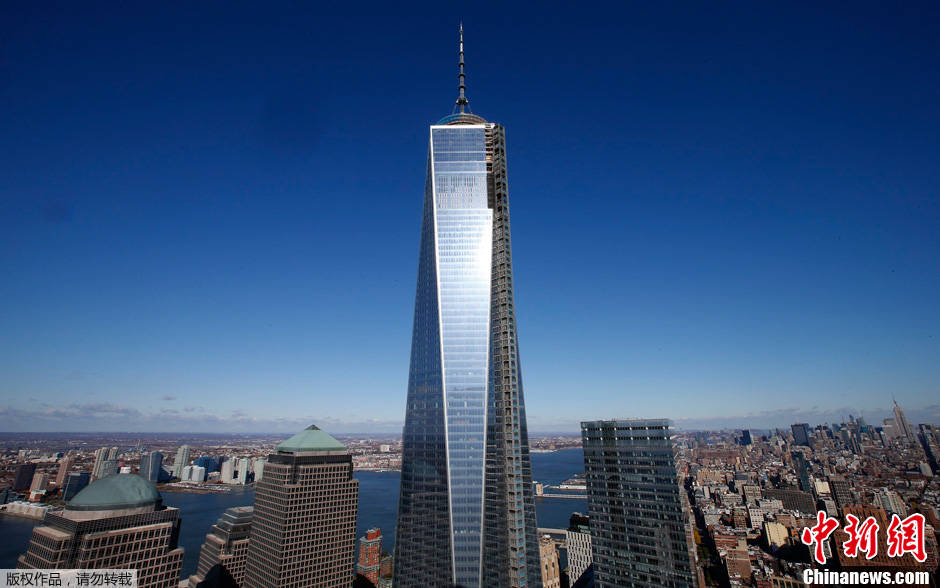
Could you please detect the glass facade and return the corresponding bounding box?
[396,120,541,588]
[581,419,695,588]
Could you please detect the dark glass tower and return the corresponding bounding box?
[394,26,541,588]
[581,420,695,588]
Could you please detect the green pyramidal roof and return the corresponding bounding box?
[276,424,346,453]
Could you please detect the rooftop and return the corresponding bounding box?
[275,424,346,454]
[67,474,161,512]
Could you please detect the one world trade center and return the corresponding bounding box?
[393,26,542,588]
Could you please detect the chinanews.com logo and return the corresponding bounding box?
[800,510,931,586]
[802,569,930,586]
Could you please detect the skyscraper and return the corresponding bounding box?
[63,471,91,501]
[140,451,164,483]
[357,527,384,585]
[790,423,811,447]
[394,27,541,588]
[173,445,191,479]
[188,506,254,587]
[17,474,184,588]
[12,463,36,492]
[566,513,592,586]
[55,456,75,487]
[243,424,358,588]
[581,419,695,588]
[893,396,914,439]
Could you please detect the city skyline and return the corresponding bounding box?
[2,3,938,434]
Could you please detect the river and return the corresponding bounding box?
[0,449,587,581]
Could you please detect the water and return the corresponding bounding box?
[0,449,586,581]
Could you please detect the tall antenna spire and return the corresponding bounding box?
[456,23,470,113]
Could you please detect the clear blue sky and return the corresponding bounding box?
[1,2,937,433]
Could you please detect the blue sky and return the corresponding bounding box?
[1,2,938,433]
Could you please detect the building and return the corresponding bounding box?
[566,513,592,586]
[29,472,49,493]
[220,460,235,484]
[236,457,250,485]
[357,527,383,585]
[55,456,75,487]
[834,505,927,574]
[17,474,184,588]
[12,464,37,492]
[140,451,164,483]
[63,471,91,502]
[762,522,789,549]
[172,445,191,479]
[581,419,695,588]
[540,535,561,588]
[893,397,914,439]
[395,27,541,588]
[243,424,358,588]
[762,489,816,516]
[790,423,811,447]
[188,506,253,587]
[252,458,266,482]
[741,429,753,446]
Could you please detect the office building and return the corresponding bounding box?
[12,464,37,492]
[790,423,810,447]
[172,445,191,479]
[63,471,91,502]
[581,419,695,588]
[395,27,541,588]
[741,430,752,446]
[893,397,914,439]
[566,513,592,586]
[17,474,184,588]
[188,506,254,587]
[243,424,358,588]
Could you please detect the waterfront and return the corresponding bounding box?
[0,449,586,581]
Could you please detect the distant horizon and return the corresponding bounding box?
[2,3,938,434]
[0,402,936,439]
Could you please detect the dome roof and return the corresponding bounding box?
[67,474,161,511]
[276,424,346,453]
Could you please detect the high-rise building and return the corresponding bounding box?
[539,536,561,588]
[236,457,250,485]
[357,527,383,585]
[790,423,811,447]
[740,429,753,446]
[140,451,164,483]
[12,463,37,492]
[221,460,235,484]
[17,474,184,588]
[581,419,695,588]
[893,397,914,439]
[243,424,358,588]
[188,506,254,587]
[566,513,592,586]
[55,456,75,487]
[395,27,541,588]
[252,457,266,482]
[172,445,191,479]
[63,471,91,501]
[29,472,49,493]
